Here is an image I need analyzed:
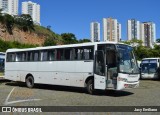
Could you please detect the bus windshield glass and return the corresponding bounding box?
[116,45,139,74]
[141,59,157,73]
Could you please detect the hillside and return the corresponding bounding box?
[0,23,62,46]
[0,14,91,52]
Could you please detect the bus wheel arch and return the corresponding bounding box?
[85,76,94,87]
[25,74,34,88]
[85,76,95,94]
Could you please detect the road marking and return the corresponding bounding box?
[4,87,41,105]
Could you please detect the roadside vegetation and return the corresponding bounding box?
[0,39,38,52]
[122,39,160,60]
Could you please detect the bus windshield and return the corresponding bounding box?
[116,45,139,74]
[141,59,158,73]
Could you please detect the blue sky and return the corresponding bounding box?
[19,0,160,40]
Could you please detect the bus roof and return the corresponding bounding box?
[0,52,5,59]
[6,42,128,52]
[0,52,5,55]
[142,58,160,60]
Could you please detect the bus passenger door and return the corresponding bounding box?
[94,51,106,90]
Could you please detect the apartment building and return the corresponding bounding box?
[22,1,40,25]
[103,17,121,42]
[127,19,140,40]
[141,22,156,48]
[90,22,100,42]
[0,0,18,15]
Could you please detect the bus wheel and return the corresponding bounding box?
[26,76,34,88]
[87,79,95,95]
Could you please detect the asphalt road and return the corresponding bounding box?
[0,79,160,114]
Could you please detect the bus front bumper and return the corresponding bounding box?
[141,73,159,79]
[116,81,139,90]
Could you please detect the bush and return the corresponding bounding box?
[43,37,57,46]
[0,39,37,52]
[0,11,34,33]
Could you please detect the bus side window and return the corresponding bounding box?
[64,48,72,60]
[22,52,26,61]
[7,53,16,62]
[34,51,40,61]
[70,48,74,60]
[76,48,83,60]
[74,48,78,60]
[27,52,33,61]
[48,50,56,61]
[56,49,64,60]
[16,53,22,62]
[84,47,94,60]
[41,51,48,61]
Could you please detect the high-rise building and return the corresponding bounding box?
[127,19,140,40]
[0,0,18,15]
[103,17,121,42]
[90,22,100,42]
[0,1,1,9]
[141,22,156,48]
[22,1,40,25]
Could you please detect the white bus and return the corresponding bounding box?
[5,42,140,94]
[140,58,160,79]
[0,52,5,73]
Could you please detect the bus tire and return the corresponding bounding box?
[87,79,96,95]
[26,76,34,88]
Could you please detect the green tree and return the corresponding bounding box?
[0,9,4,23]
[134,46,149,60]
[43,37,57,46]
[154,44,160,50]
[133,44,160,60]
[153,45,160,57]
[3,14,14,34]
[79,39,91,43]
[15,14,34,32]
[0,11,14,34]
[121,39,143,46]
[61,33,78,44]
